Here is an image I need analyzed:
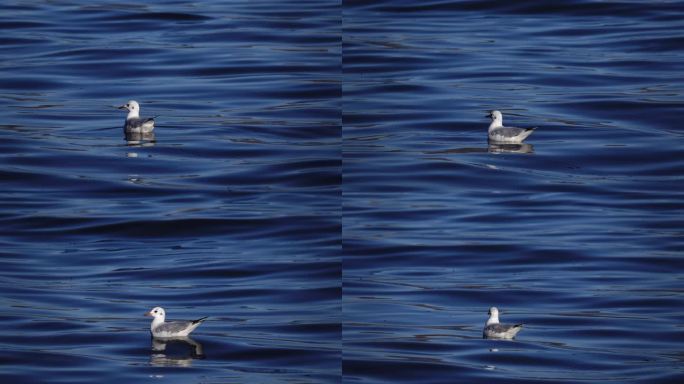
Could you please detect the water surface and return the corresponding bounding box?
[343,1,684,383]
[0,1,340,383]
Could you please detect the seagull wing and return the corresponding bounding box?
[125,118,148,129]
[156,321,196,334]
[484,323,523,339]
[491,127,533,138]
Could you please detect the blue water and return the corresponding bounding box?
[343,1,684,383]
[1,1,683,383]
[0,1,340,383]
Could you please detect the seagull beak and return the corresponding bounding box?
[118,105,127,110]
[144,311,153,317]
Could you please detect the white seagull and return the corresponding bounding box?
[487,110,535,144]
[145,307,208,338]
[483,307,523,339]
[118,100,156,133]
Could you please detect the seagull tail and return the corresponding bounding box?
[192,316,209,324]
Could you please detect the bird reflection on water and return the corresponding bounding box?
[487,143,533,154]
[425,143,534,156]
[125,131,155,145]
[149,337,205,367]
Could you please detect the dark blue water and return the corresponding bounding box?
[343,1,684,383]
[2,1,684,383]
[0,1,340,383]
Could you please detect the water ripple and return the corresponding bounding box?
[0,1,340,383]
[343,1,684,383]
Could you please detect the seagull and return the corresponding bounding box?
[487,110,535,144]
[145,307,208,338]
[483,307,523,339]
[118,100,155,133]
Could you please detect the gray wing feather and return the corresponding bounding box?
[486,323,517,333]
[126,117,154,129]
[484,323,523,338]
[491,127,532,138]
[157,321,194,333]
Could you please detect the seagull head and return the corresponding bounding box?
[486,306,500,325]
[118,100,140,113]
[488,110,502,121]
[145,306,166,321]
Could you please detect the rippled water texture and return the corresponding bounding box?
[343,1,684,383]
[1,1,340,383]
[2,0,684,383]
